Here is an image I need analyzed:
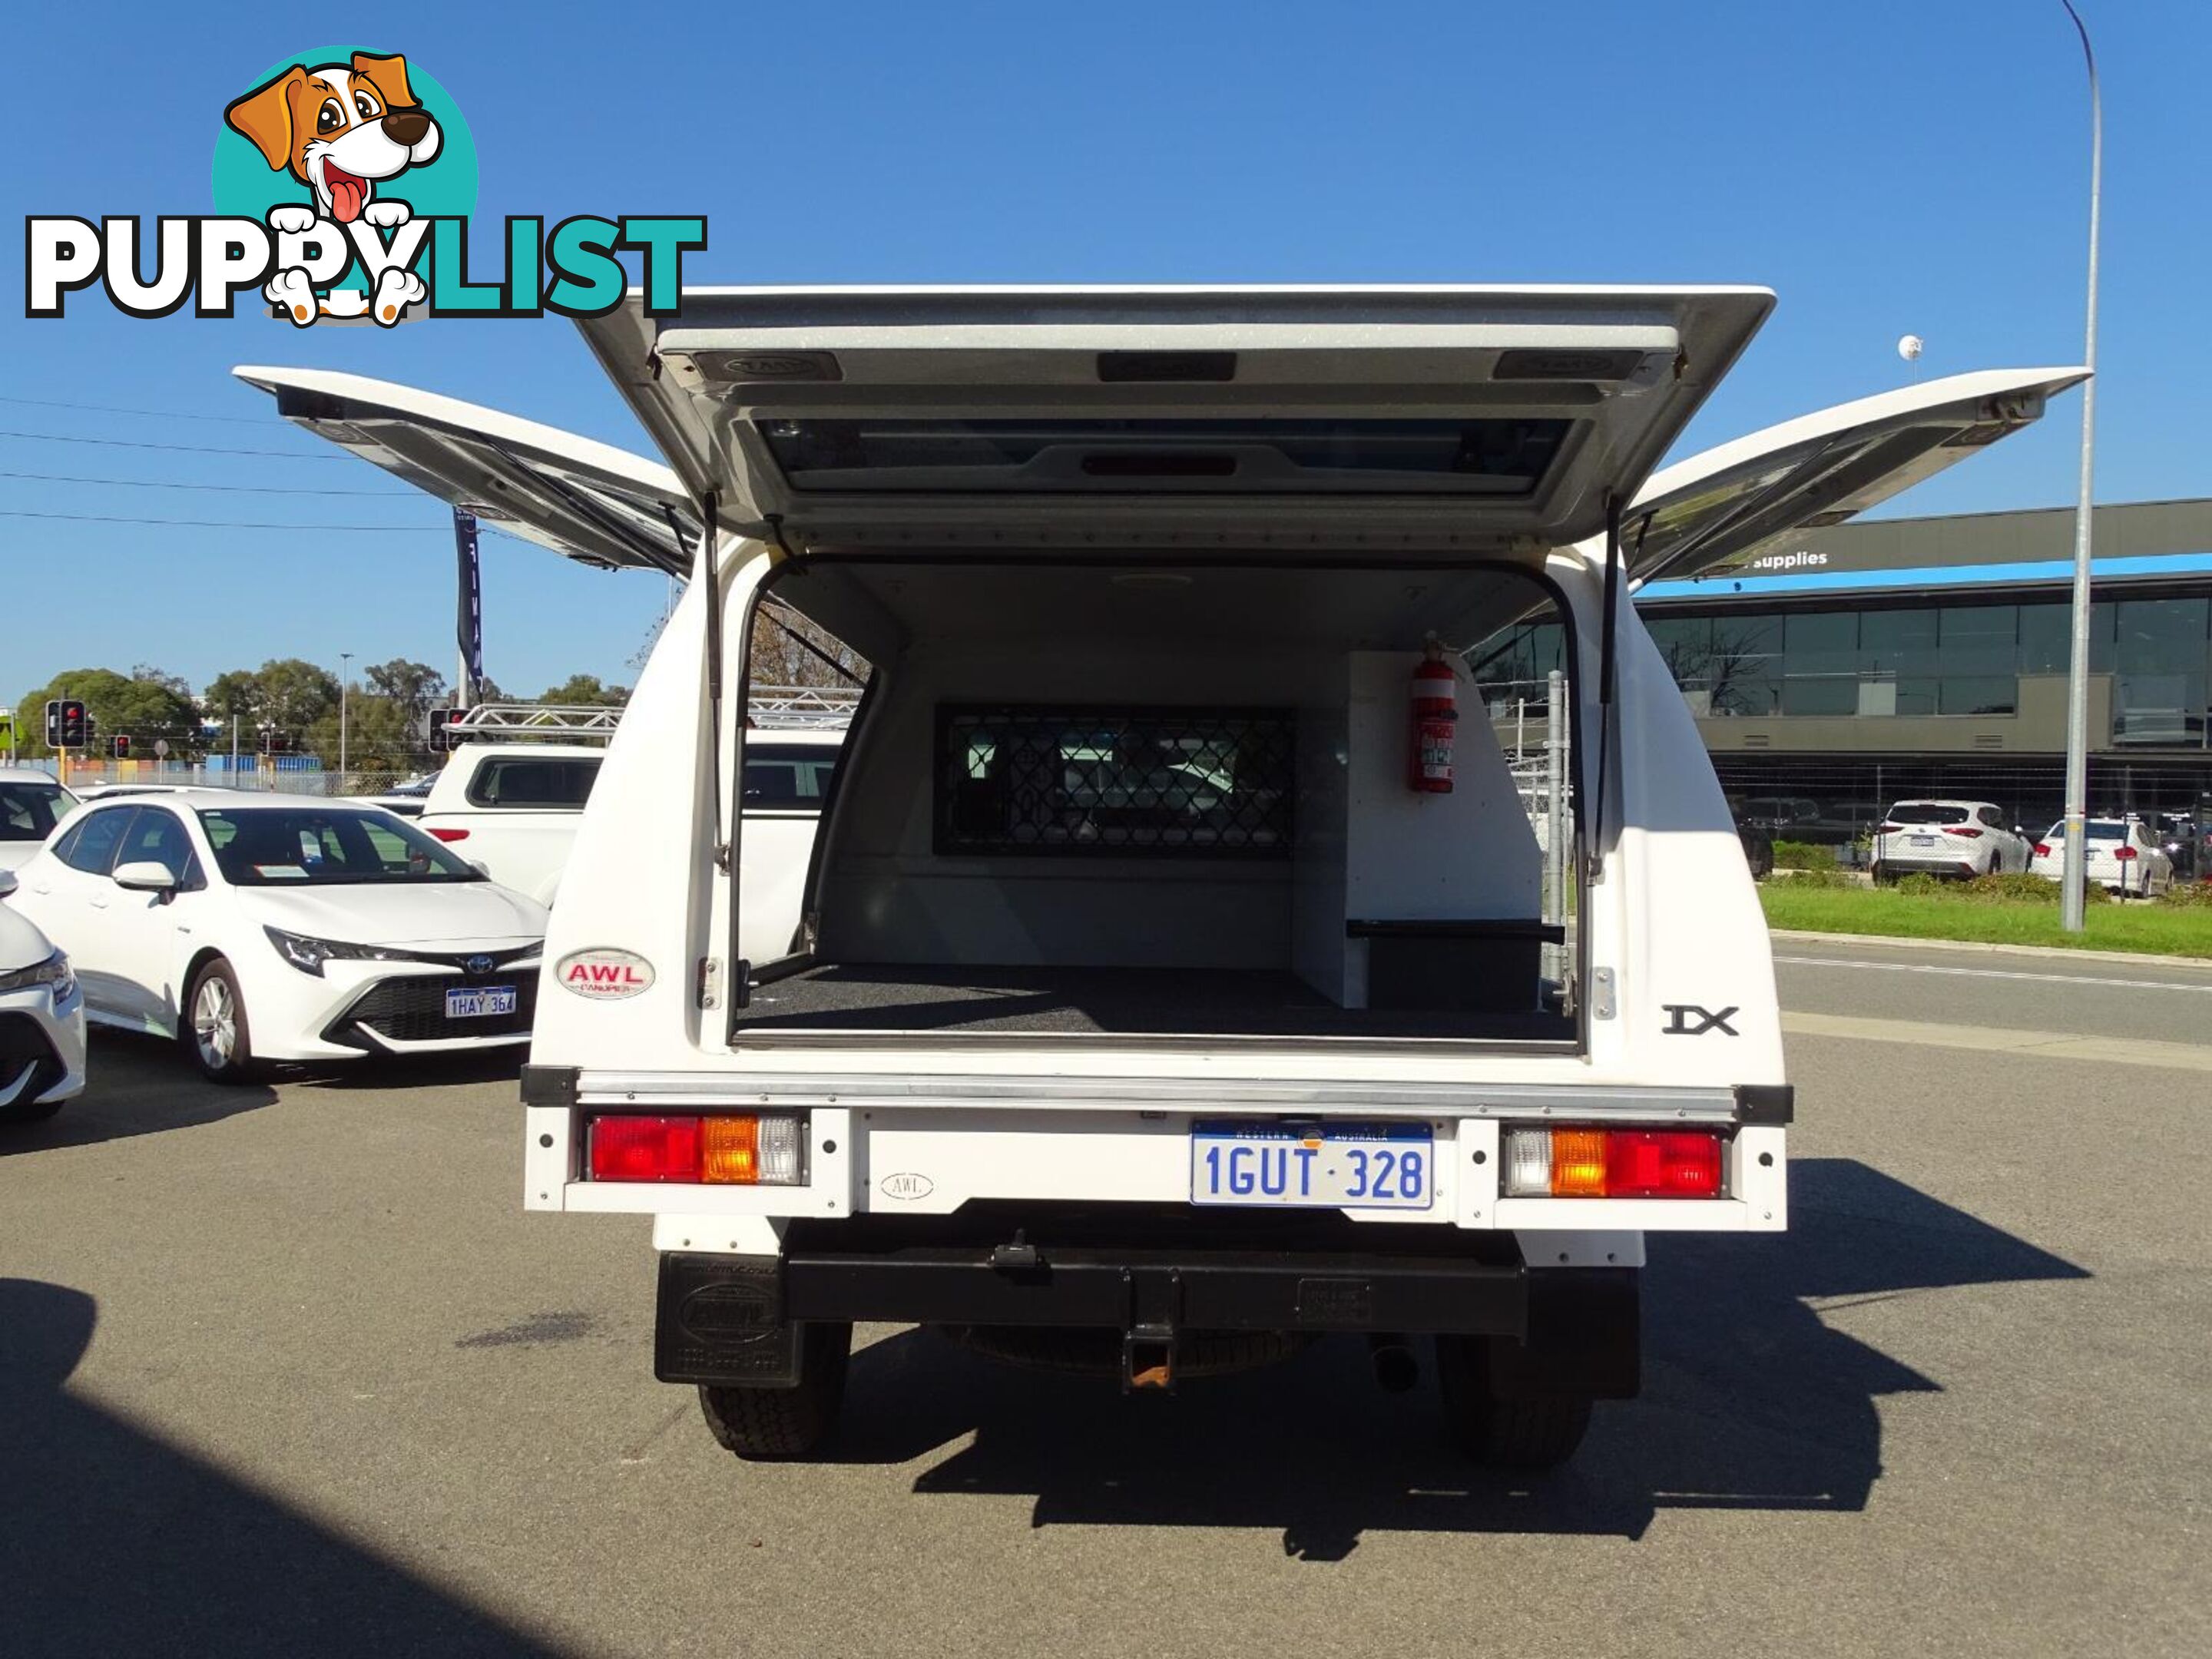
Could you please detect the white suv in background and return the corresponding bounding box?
[417,731,843,961]
[1872,800,2032,882]
[1,768,78,874]
[2029,816,2175,898]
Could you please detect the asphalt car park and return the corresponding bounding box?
[2,944,2207,1659]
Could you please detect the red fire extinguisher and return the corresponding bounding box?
[1409,642,1457,793]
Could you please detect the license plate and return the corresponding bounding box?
[1190,1121,1433,1210]
[1909,835,1937,846]
[445,985,518,1018]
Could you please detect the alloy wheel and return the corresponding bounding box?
[194,976,237,1069]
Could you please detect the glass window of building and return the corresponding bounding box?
[1939,604,2018,676]
[1860,608,1939,677]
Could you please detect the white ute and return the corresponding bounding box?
[241,288,2081,1468]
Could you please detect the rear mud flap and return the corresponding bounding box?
[654,1253,803,1386]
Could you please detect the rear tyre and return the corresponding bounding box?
[1433,1334,1594,1471]
[183,958,261,1084]
[697,1322,851,1459]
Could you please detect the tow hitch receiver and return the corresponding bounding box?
[1121,1267,1183,1392]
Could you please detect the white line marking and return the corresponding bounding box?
[1773,955,2212,994]
[1782,1011,2212,1071]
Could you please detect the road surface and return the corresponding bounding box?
[2,936,2205,1657]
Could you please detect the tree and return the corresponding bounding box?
[15,667,202,759]
[1659,625,1777,717]
[202,669,263,727]
[200,660,341,736]
[305,694,422,773]
[363,659,448,727]
[538,674,630,707]
[748,603,868,689]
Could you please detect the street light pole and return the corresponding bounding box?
[2058,0,2103,932]
[339,651,353,783]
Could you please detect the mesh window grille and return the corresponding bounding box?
[937,706,1294,856]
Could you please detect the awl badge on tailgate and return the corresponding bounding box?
[558,949,654,1000]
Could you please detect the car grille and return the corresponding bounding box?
[329,973,538,1048]
[0,1011,65,1104]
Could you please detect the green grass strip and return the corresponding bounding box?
[1760,884,2212,959]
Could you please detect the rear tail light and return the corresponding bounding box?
[2114,846,2137,861]
[585,1113,805,1184]
[1877,823,1902,834]
[1502,1127,1725,1198]
[427,826,469,843]
[2034,843,2052,858]
[1943,826,1985,839]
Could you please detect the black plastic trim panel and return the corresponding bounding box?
[1733,1083,1794,1126]
[520,1065,579,1108]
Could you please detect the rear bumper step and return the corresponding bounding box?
[779,1243,1528,1334]
[654,1237,1636,1391]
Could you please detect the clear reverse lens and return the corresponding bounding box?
[756,1117,804,1184]
[1503,1127,1552,1197]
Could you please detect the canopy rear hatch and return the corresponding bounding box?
[230,366,697,575]
[574,285,1773,555]
[1623,367,2090,587]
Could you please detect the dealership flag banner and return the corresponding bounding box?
[455,506,483,703]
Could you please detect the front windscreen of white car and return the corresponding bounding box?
[198,807,485,886]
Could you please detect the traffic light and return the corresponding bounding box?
[45,699,88,749]
[257,729,293,757]
[110,734,131,760]
[426,707,462,753]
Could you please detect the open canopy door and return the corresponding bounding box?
[573,285,1775,555]
[1623,367,2089,588]
[231,366,700,575]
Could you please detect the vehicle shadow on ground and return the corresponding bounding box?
[0,1031,276,1155]
[289,1047,524,1092]
[823,1159,2088,1558]
[0,1278,559,1659]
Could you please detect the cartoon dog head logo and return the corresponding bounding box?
[224,52,442,226]
[220,49,461,326]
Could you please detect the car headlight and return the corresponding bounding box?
[264,926,410,977]
[0,949,74,1002]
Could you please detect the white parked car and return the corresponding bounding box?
[2028,817,2175,898]
[8,791,546,1082]
[0,768,78,874]
[0,868,86,1122]
[1872,800,2032,882]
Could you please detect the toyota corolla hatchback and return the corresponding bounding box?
[9,790,546,1081]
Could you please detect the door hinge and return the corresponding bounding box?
[697,958,724,1011]
[1590,967,1617,1020]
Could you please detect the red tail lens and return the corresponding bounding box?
[1877,823,1902,834]
[588,1114,700,1181]
[1503,1126,1727,1198]
[427,826,469,843]
[1944,826,1985,839]
[2034,843,2051,858]
[2114,846,2137,860]
[1605,1131,1724,1197]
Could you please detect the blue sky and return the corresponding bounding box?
[4,1,2206,701]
